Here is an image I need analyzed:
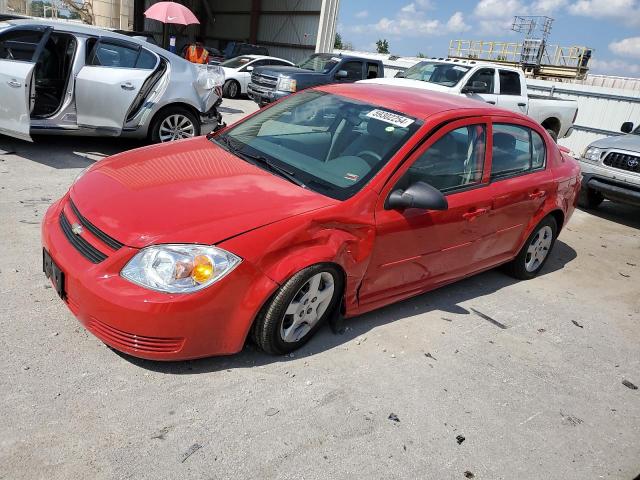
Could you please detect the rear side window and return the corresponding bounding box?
[135,49,157,69]
[366,62,379,79]
[491,124,546,180]
[90,41,139,68]
[401,125,486,193]
[0,29,44,61]
[499,70,521,95]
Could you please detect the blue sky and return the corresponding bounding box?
[336,0,640,77]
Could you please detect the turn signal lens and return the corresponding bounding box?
[192,255,214,284]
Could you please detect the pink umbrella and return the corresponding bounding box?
[144,1,200,25]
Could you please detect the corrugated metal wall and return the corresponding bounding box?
[527,79,640,155]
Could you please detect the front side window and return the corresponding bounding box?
[0,28,44,61]
[499,70,521,95]
[90,42,139,68]
[339,61,363,80]
[221,56,253,69]
[399,61,471,86]
[491,124,546,180]
[215,91,421,200]
[296,54,339,73]
[399,125,486,193]
[465,68,495,93]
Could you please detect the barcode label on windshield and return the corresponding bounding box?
[366,109,414,128]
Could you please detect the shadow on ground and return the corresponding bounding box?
[0,134,145,169]
[119,240,577,374]
[578,200,640,230]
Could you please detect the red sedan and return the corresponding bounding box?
[41,84,581,360]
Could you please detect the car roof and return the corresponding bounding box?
[317,83,532,122]
[416,57,521,72]
[243,54,291,62]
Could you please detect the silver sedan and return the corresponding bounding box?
[0,19,225,143]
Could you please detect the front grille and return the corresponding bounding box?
[59,212,107,263]
[87,317,185,354]
[69,200,123,250]
[250,73,277,91]
[603,151,640,174]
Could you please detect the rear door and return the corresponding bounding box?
[0,25,52,141]
[75,37,157,134]
[496,69,528,114]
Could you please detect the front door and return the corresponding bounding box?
[75,38,156,134]
[359,118,493,307]
[462,67,498,105]
[0,25,52,141]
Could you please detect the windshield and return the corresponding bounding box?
[296,54,339,73]
[221,56,253,68]
[398,61,471,86]
[214,91,421,200]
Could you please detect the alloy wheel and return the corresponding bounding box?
[525,225,553,272]
[159,114,196,142]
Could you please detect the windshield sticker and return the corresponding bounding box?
[344,173,360,182]
[366,109,414,128]
[385,126,395,133]
[452,65,468,72]
[331,57,342,62]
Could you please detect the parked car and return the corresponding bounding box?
[208,41,270,65]
[0,19,225,143]
[578,121,640,208]
[42,84,580,360]
[247,53,384,106]
[364,59,578,141]
[219,55,294,98]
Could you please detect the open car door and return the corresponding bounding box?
[0,25,52,142]
[75,37,158,135]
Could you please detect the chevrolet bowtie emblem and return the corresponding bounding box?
[71,223,83,235]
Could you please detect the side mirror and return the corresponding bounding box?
[335,70,348,79]
[394,71,405,78]
[462,81,488,94]
[246,65,254,72]
[621,121,634,134]
[387,182,448,211]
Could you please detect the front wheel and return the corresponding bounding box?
[505,216,558,280]
[578,187,604,209]
[251,264,343,355]
[150,107,200,143]
[223,80,240,99]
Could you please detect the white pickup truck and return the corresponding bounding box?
[361,59,578,141]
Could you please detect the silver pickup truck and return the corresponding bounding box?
[578,121,640,208]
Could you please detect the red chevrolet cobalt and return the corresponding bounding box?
[42,84,580,360]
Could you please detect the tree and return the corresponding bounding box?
[376,39,389,54]
[417,52,426,58]
[58,0,94,24]
[334,32,343,50]
[343,41,354,51]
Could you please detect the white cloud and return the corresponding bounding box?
[447,12,471,33]
[567,0,640,25]
[355,10,368,19]
[609,37,640,58]
[588,58,640,76]
[401,3,417,13]
[531,0,568,13]
[474,0,528,18]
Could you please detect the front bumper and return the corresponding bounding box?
[579,160,640,207]
[246,84,291,105]
[41,195,278,360]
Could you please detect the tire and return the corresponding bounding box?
[505,216,558,280]
[545,128,559,143]
[223,80,240,99]
[578,187,604,209]
[251,264,344,355]
[150,106,200,143]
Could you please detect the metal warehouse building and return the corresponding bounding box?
[133,0,340,63]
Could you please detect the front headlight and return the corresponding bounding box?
[582,146,604,163]
[121,244,241,293]
[276,76,297,93]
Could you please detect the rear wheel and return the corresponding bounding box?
[223,80,240,99]
[506,216,558,280]
[578,187,604,209]
[251,264,343,355]
[150,106,200,143]
[545,128,558,143]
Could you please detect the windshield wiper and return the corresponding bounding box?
[215,135,306,189]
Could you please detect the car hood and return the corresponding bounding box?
[358,77,452,93]
[256,66,324,77]
[70,137,336,249]
[589,133,640,152]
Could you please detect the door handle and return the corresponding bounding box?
[486,101,496,104]
[7,79,22,88]
[463,208,489,221]
[518,102,527,107]
[528,190,546,199]
[120,82,135,90]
